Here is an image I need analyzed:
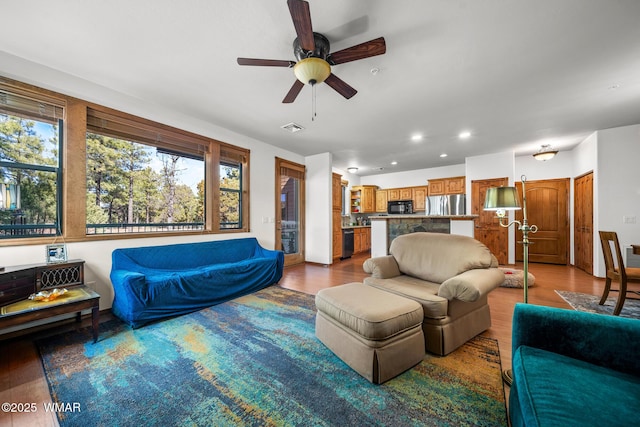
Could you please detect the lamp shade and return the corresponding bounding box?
[484,186,521,210]
[294,57,331,85]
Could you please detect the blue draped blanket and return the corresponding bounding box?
[110,238,284,327]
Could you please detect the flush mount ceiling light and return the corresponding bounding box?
[411,134,424,142]
[347,167,359,173]
[440,153,448,158]
[458,131,471,139]
[533,144,558,161]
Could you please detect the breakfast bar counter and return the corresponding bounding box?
[369,215,478,257]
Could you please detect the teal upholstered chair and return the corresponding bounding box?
[509,303,640,427]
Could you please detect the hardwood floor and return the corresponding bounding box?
[0,253,607,426]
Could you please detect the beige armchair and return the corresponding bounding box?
[363,232,504,355]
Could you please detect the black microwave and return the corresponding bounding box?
[388,200,413,214]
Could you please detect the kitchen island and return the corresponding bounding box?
[369,215,478,257]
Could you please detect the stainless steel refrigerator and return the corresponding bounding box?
[425,194,466,215]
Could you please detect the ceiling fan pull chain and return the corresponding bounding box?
[312,82,317,121]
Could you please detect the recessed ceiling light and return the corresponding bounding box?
[440,153,448,158]
[458,131,471,139]
[390,161,398,165]
[411,134,423,142]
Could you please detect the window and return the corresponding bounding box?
[219,147,247,230]
[220,162,242,229]
[85,132,205,234]
[0,90,63,239]
[0,77,250,243]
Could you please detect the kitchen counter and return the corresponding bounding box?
[369,215,477,257]
[370,215,478,220]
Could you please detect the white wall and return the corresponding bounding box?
[596,124,640,276]
[305,153,333,265]
[361,164,466,188]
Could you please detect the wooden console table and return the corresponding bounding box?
[0,260,100,342]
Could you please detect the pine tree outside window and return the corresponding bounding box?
[0,90,63,239]
[85,132,205,234]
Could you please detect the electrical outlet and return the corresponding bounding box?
[623,216,637,224]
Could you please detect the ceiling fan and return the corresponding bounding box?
[237,0,386,104]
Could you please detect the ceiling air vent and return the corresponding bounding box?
[281,122,305,133]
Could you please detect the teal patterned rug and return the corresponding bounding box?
[556,290,640,319]
[38,286,507,426]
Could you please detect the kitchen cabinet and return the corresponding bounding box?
[375,189,388,213]
[388,187,412,201]
[382,185,429,212]
[446,176,465,194]
[354,229,362,253]
[412,186,428,211]
[351,185,377,214]
[352,227,371,254]
[332,173,342,262]
[428,176,465,195]
[363,227,371,251]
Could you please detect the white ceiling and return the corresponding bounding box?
[2,0,640,175]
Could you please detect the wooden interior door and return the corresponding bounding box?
[515,178,569,265]
[275,158,305,266]
[472,178,509,265]
[574,172,594,274]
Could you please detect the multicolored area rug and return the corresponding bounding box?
[38,286,507,426]
[556,290,640,319]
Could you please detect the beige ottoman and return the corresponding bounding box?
[315,282,425,384]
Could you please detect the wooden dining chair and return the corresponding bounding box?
[599,231,640,315]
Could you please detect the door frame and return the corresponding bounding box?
[514,178,570,265]
[574,171,594,274]
[275,157,306,266]
[471,177,510,265]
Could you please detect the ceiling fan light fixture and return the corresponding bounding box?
[533,144,558,161]
[294,57,331,85]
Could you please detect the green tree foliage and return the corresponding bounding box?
[85,134,204,229]
[0,115,58,229]
[220,164,241,227]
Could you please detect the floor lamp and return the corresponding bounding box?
[483,174,538,386]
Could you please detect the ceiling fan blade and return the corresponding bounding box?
[328,37,386,65]
[237,58,295,67]
[287,0,315,51]
[325,73,357,99]
[283,80,305,103]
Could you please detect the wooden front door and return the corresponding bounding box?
[472,177,509,265]
[515,178,569,265]
[574,172,594,274]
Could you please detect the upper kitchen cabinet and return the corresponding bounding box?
[375,189,388,213]
[351,185,378,213]
[412,186,428,211]
[388,187,413,201]
[428,176,465,195]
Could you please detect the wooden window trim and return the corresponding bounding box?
[0,76,250,246]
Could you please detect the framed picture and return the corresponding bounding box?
[46,244,68,264]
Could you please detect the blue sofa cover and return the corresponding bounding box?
[110,238,284,327]
[509,303,640,427]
